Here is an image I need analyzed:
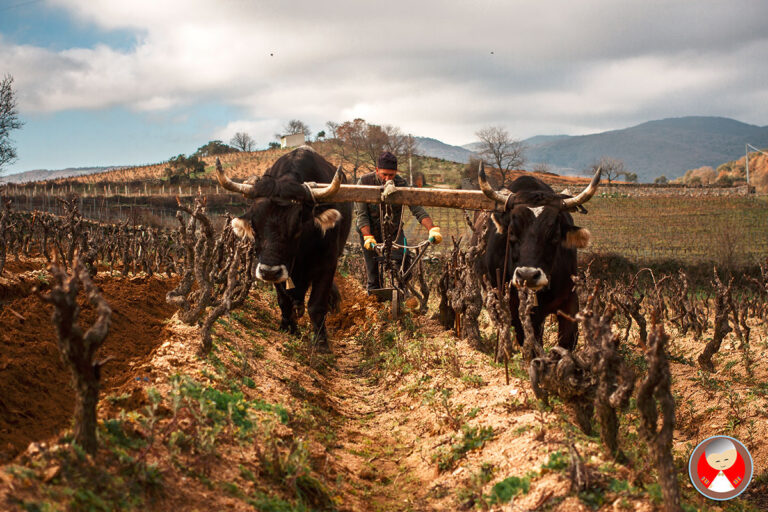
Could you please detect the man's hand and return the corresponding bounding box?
[428,226,442,245]
[363,235,377,251]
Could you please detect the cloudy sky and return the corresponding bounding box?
[2,0,768,173]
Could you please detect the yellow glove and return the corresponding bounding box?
[363,235,377,251]
[428,226,442,245]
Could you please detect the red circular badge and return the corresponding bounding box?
[688,435,753,500]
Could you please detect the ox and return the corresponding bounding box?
[474,165,601,350]
[215,146,351,350]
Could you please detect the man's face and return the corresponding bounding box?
[706,448,738,470]
[376,167,397,182]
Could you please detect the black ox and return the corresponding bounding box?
[215,146,351,349]
[474,165,601,350]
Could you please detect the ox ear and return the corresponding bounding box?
[232,216,255,240]
[562,225,590,249]
[314,208,342,235]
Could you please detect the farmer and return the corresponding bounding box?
[354,151,442,292]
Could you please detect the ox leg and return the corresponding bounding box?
[532,310,546,345]
[275,283,302,334]
[556,293,579,350]
[328,281,341,314]
[307,272,335,351]
[511,317,525,347]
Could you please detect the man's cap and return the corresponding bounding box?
[377,151,398,171]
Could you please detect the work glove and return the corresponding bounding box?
[428,226,442,245]
[363,235,377,251]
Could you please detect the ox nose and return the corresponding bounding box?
[256,263,288,283]
[513,267,547,289]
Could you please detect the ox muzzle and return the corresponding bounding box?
[256,263,289,283]
[512,266,549,291]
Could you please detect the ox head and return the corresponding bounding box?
[479,163,600,291]
[215,157,343,283]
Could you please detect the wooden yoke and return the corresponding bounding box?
[308,183,503,211]
[307,162,600,211]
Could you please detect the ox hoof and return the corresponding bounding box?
[279,319,299,335]
[315,339,332,353]
[292,302,305,320]
[313,330,332,353]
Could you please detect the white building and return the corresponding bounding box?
[280,133,305,148]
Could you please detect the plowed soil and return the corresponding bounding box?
[1,258,766,511]
[0,270,177,462]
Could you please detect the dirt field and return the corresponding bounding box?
[0,256,766,511]
[0,261,178,462]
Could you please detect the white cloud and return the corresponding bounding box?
[2,0,767,146]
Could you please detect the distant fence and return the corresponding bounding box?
[583,184,753,197]
[1,193,245,229]
[3,188,766,265]
[0,180,226,199]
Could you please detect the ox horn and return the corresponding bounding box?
[477,161,512,205]
[562,167,601,209]
[215,158,255,196]
[310,165,344,200]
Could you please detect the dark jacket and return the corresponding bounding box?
[354,172,430,240]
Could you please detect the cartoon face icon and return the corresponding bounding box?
[690,436,753,500]
[705,439,738,471]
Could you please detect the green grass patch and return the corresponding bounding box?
[487,475,531,504]
[433,425,495,472]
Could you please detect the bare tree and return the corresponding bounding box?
[330,119,415,178]
[1,75,23,173]
[382,125,406,157]
[283,119,310,136]
[475,126,526,186]
[0,197,11,275]
[330,119,366,180]
[403,133,418,159]
[230,132,255,152]
[362,123,390,168]
[588,157,627,185]
[325,120,340,140]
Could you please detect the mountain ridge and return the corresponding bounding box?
[0,166,120,184]
[417,116,768,182]
[524,116,768,181]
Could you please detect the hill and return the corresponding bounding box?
[0,166,117,183]
[38,145,594,192]
[524,116,768,182]
[415,136,475,163]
